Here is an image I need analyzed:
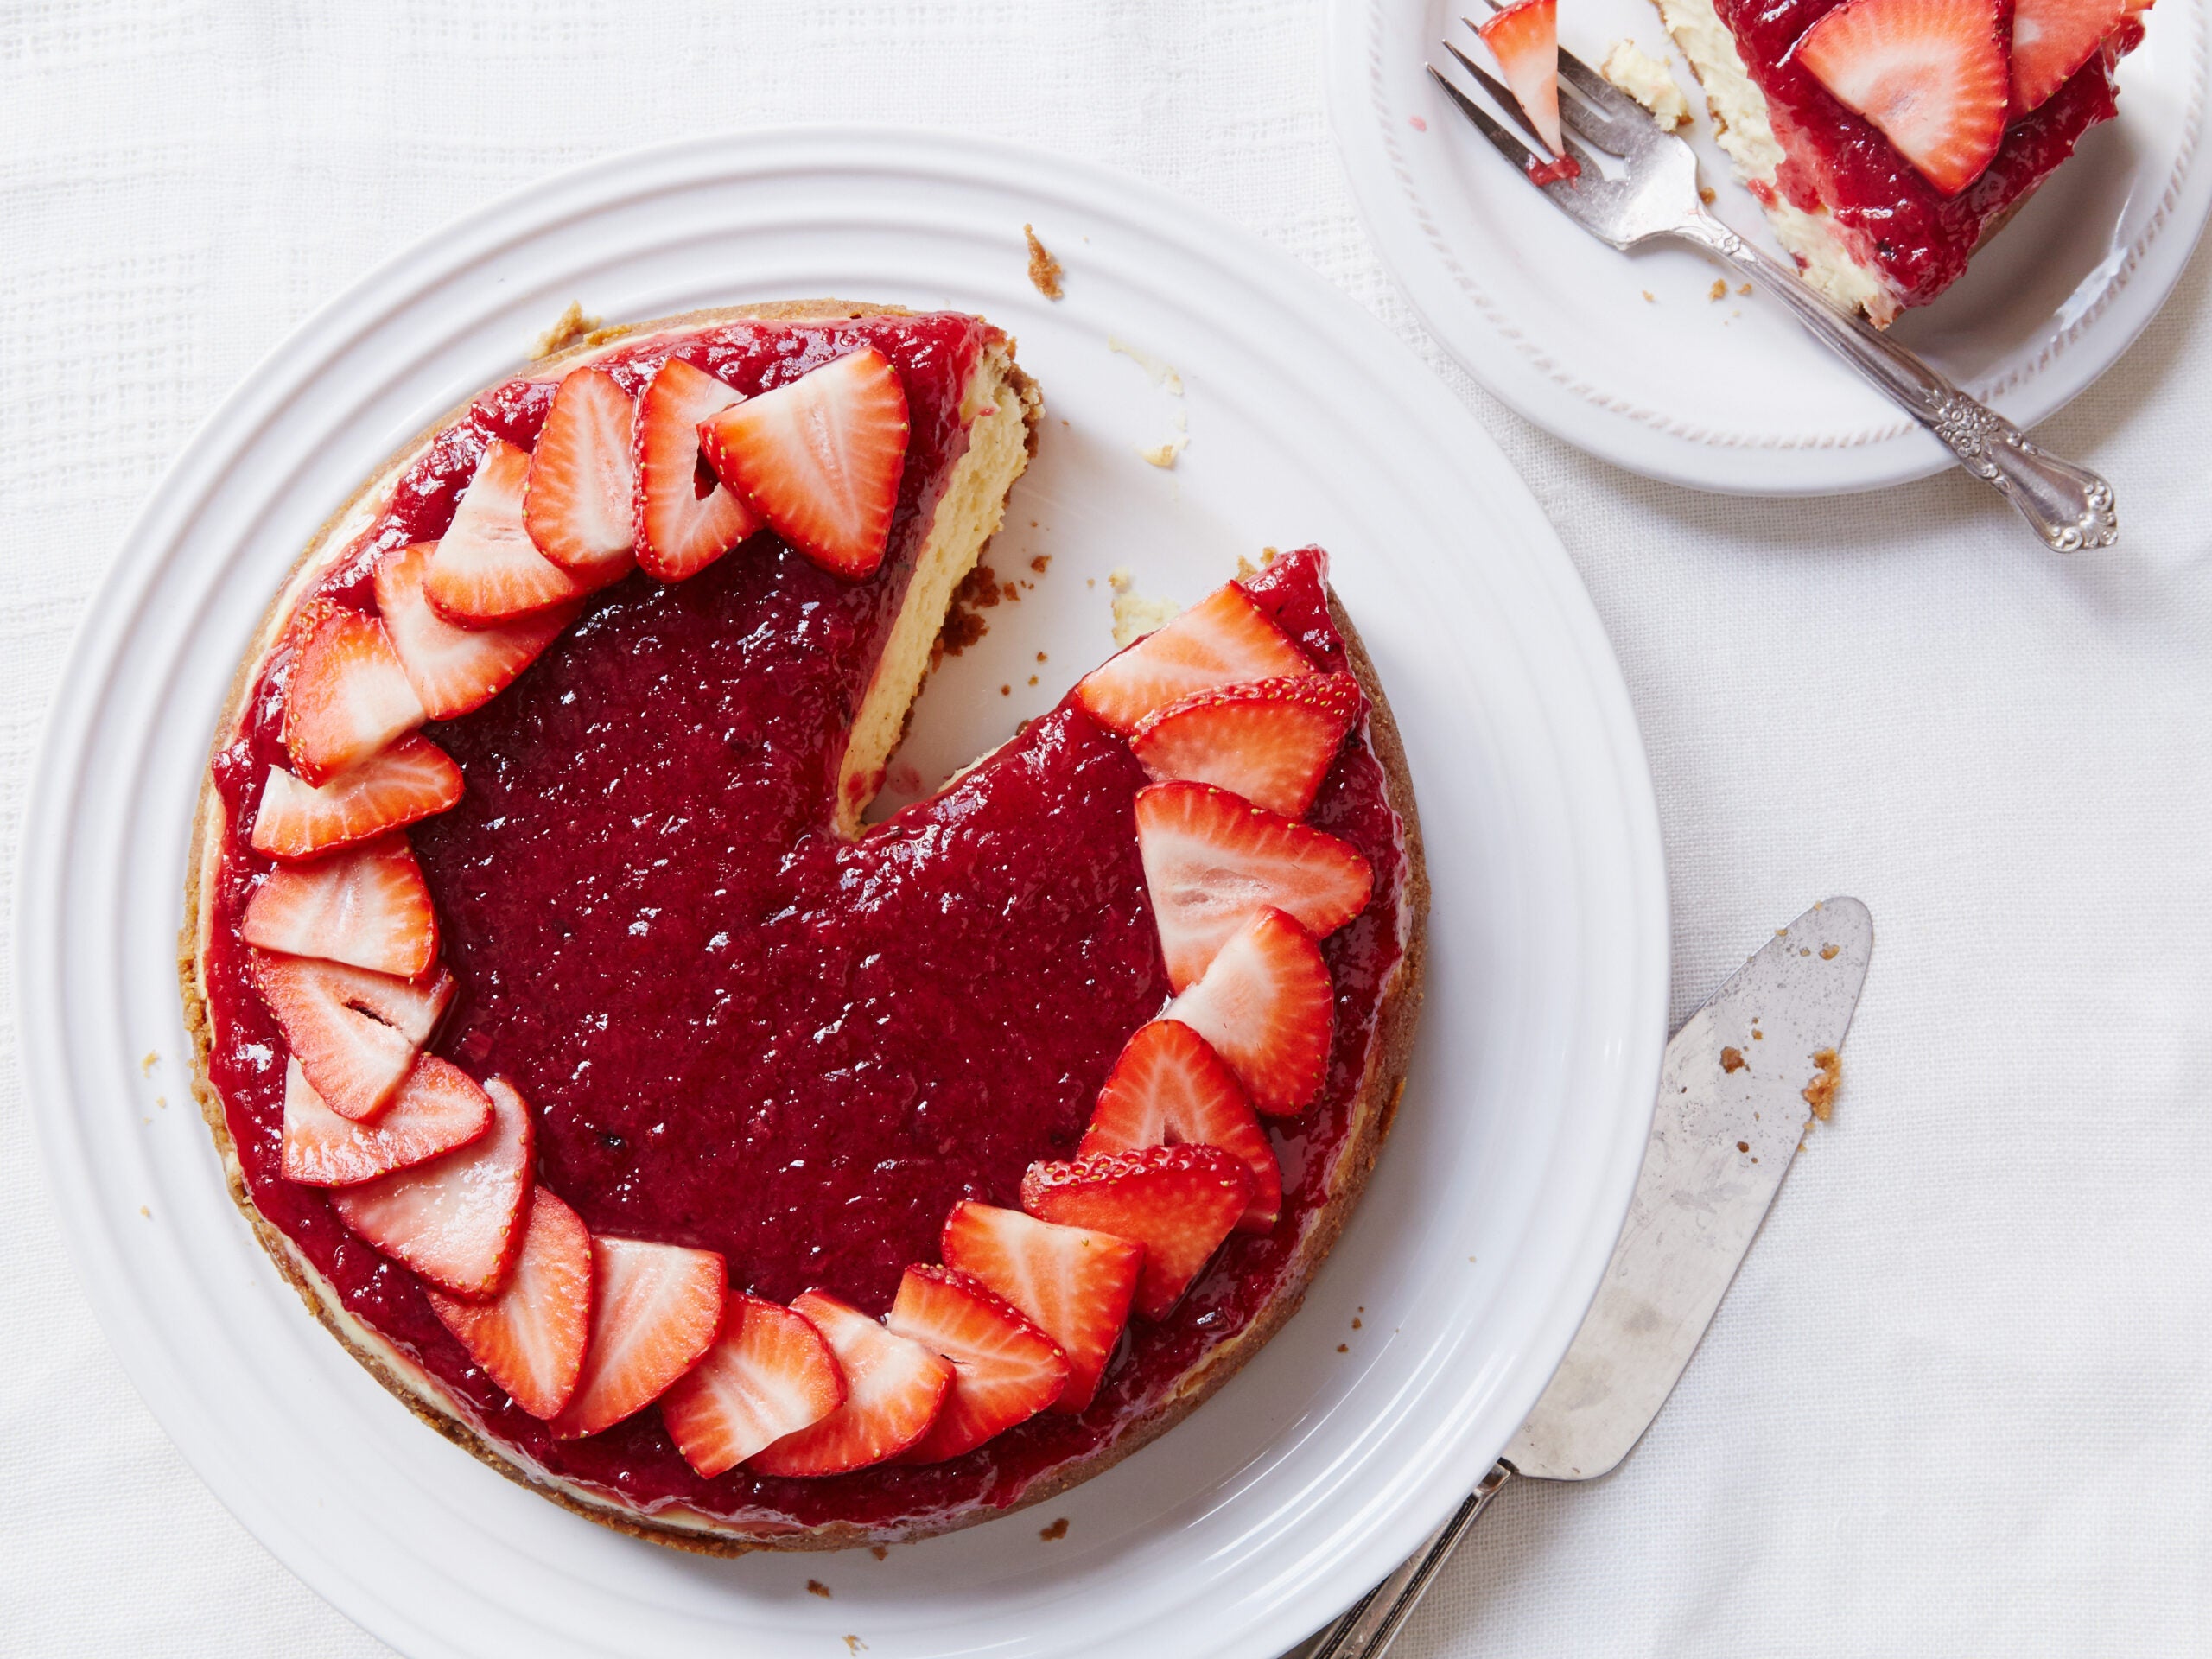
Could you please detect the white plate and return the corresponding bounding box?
[16,128,1666,1659]
[1326,0,2212,493]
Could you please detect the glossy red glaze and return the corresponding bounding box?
[199,312,1409,1534]
[1717,0,2140,309]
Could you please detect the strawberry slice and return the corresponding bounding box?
[1135,782,1373,992]
[2008,0,2126,113]
[374,540,576,720]
[240,833,438,979]
[1129,672,1363,818]
[1478,0,1566,155]
[1165,907,1335,1114]
[1794,0,2008,196]
[249,735,463,861]
[1073,582,1313,736]
[550,1235,727,1439]
[524,366,638,580]
[939,1200,1141,1414]
[746,1290,952,1475]
[282,601,426,785]
[250,950,454,1122]
[632,358,760,581]
[424,439,595,624]
[280,1054,492,1186]
[887,1265,1070,1462]
[660,1293,848,1478]
[426,1186,594,1421]
[1080,1020,1281,1235]
[697,347,910,580]
[332,1074,534,1296]
[1021,1146,1253,1322]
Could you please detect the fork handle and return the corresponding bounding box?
[1292,1464,1514,1659]
[1681,218,2118,551]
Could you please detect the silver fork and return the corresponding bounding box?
[1427,16,2118,550]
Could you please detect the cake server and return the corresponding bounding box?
[1427,15,2117,553]
[1289,896,1874,1659]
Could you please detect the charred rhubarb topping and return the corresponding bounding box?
[197,309,1412,1534]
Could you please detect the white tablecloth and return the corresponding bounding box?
[4,3,2209,1653]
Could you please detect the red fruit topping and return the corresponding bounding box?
[281,601,425,785]
[1074,582,1313,735]
[550,1234,726,1439]
[374,540,577,720]
[1794,0,2009,196]
[249,950,454,1122]
[424,439,595,624]
[332,1075,534,1296]
[633,358,760,581]
[939,1200,1142,1414]
[1135,781,1373,992]
[661,1294,847,1478]
[249,735,463,861]
[279,1054,492,1187]
[240,833,438,980]
[1478,0,1566,155]
[746,1291,952,1476]
[1021,1145,1253,1322]
[1165,907,1335,1114]
[1081,1020,1281,1235]
[1129,671,1363,817]
[697,347,910,580]
[2008,0,2126,114]
[524,366,638,580]
[427,1186,594,1421]
[886,1265,1071,1463]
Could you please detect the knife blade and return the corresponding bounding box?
[1296,897,1874,1659]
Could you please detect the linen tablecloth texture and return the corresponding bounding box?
[4,3,2209,1653]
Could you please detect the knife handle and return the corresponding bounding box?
[1300,1464,1514,1659]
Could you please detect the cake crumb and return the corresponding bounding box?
[1709,278,1728,302]
[531,301,601,359]
[1738,283,1753,296]
[1107,568,1182,647]
[1039,1517,1070,1541]
[1028,675,1039,686]
[1001,684,1011,696]
[1642,290,1656,303]
[1700,185,1717,205]
[1821,943,1840,960]
[1802,1047,1841,1120]
[870,1546,889,1560]
[808,1580,832,1599]
[935,563,1001,662]
[140,1050,159,1075]
[1337,1343,1349,1353]
[1720,1046,1745,1073]
[843,1638,868,1655]
[1737,1141,1751,1153]
[1031,555,1051,575]
[1351,1316,1363,1329]
[1023,225,1065,300]
[1600,41,1692,128]
[139,1205,149,1218]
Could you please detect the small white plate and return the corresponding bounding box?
[16,129,1666,1659]
[1326,0,2212,493]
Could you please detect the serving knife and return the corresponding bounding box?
[1292,896,1875,1659]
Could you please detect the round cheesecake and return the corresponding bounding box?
[181,301,1427,1552]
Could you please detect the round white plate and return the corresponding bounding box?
[16,128,1666,1659]
[1326,0,2212,493]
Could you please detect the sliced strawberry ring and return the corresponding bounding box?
[282,601,426,785]
[1135,781,1373,993]
[1129,671,1364,818]
[1478,0,1566,156]
[661,1293,848,1478]
[427,1186,594,1421]
[1794,0,2008,196]
[240,833,438,980]
[1074,581,1314,736]
[332,1074,534,1297]
[2008,0,2126,114]
[424,439,597,626]
[250,950,454,1122]
[280,1054,492,1187]
[374,540,578,721]
[697,346,910,581]
[939,1200,1142,1414]
[887,1265,1070,1463]
[745,1291,952,1476]
[250,735,463,861]
[632,358,760,582]
[550,1235,727,1440]
[1165,907,1335,1115]
[524,366,639,580]
[1021,1145,1253,1322]
[1081,1020,1281,1235]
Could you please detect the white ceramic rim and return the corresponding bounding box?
[16,126,1668,1659]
